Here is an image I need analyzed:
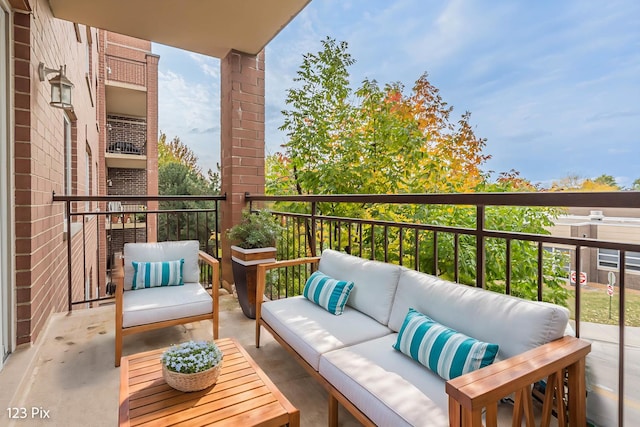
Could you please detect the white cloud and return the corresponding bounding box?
[156,0,640,185]
[157,57,220,172]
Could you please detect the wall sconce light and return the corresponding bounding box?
[38,63,74,110]
[107,179,113,187]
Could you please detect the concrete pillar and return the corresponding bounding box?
[220,50,265,289]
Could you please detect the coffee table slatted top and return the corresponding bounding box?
[119,337,299,426]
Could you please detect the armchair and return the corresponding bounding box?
[114,240,219,367]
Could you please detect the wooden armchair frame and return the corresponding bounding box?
[114,251,220,367]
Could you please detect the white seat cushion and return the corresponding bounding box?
[261,296,392,370]
[122,282,212,328]
[319,334,449,427]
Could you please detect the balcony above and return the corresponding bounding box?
[48,0,311,58]
[105,82,147,118]
[105,151,146,169]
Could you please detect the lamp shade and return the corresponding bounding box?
[48,66,74,110]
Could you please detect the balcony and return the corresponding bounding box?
[0,293,360,426]
[105,55,148,118]
[9,192,640,426]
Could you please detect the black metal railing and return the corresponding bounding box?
[106,140,146,155]
[52,194,225,311]
[247,191,640,427]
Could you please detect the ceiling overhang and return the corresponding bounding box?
[47,0,310,58]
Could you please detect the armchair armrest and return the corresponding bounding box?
[445,335,591,427]
[114,252,124,333]
[255,257,321,346]
[198,251,220,339]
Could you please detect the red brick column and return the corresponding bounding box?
[220,50,265,288]
[97,29,107,294]
[146,53,159,242]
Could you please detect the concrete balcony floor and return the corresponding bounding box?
[1,290,620,426]
[0,292,361,427]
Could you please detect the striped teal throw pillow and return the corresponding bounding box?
[303,271,354,315]
[393,308,499,380]
[131,259,184,290]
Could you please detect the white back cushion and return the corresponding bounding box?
[318,249,402,325]
[123,240,200,290]
[388,269,570,360]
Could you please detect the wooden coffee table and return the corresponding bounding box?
[119,337,300,426]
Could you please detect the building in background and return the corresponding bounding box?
[1,0,158,365]
[547,209,640,290]
[100,31,158,288]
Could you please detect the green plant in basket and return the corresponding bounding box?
[161,341,223,374]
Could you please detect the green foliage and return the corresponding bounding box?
[227,209,284,249]
[593,174,618,189]
[157,133,220,248]
[268,37,570,307]
[633,178,640,191]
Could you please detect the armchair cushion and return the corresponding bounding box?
[131,259,184,289]
[122,282,213,328]
[124,241,200,290]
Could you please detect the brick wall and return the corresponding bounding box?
[14,1,100,345]
[107,168,147,195]
[145,53,159,242]
[97,30,108,293]
[107,114,146,153]
[220,49,266,287]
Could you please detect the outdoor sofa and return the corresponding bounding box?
[255,249,591,426]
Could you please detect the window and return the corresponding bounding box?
[598,248,640,272]
[85,145,91,212]
[64,114,71,195]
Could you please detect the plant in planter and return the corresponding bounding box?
[161,340,224,392]
[227,209,283,318]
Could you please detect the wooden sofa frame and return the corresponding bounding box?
[255,257,591,427]
[114,251,220,367]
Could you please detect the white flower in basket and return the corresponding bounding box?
[161,341,223,392]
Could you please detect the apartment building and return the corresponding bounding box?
[101,31,158,290]
[0,0,158,368]
[548,208,640,290]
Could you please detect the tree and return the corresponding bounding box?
[550,173,620,192]
[157,132,220,248]
[593,174,618,188]
[550,174,584,191]
[271,38,568,306]
[158,132,201,174]
[633,178,640,191]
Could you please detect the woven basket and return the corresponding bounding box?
[162,362,222,392]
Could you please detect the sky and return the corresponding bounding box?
[154,0,640,189]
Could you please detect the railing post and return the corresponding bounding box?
[310,202,317,257]
[66,199,73,312]
[619,252,626,427]
[476,205,485,288]
[575,246,581,337]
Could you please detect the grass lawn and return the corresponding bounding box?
[566,283,640,327]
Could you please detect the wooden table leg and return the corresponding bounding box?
[448,396,462,427]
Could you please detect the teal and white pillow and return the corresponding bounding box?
[393,308,499,380]
[131,259,184,290]
[303,271,354,315]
